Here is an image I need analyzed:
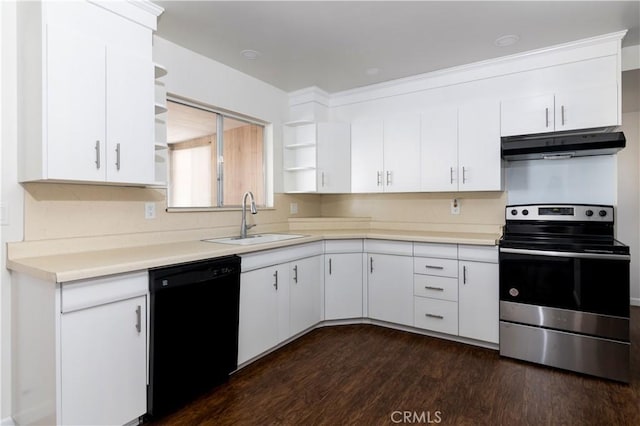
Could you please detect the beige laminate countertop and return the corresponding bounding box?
[7,229,500,283]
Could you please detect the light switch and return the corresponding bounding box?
[290,202,298,215]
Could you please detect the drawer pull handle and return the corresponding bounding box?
[135,305,141,333]
[293,265,298,283]
[425,313,444,320]
[273,270,278,290]
[425,265,444,270]
[425,286,444,291]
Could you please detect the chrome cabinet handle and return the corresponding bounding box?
[377,171,382,186]
[462,166,467,184]
[386,171,392,186]
[95,140,101,169]
[426,313,444,320]
[328,258,332,275]
[450,167,454,184]
[293,265,298,283]
[321,172,325,187]
[425,286,445,291]
[463,265,467,284]
[561,105,565,126]
[545,107,549,128]
[115,143,121,171]
[135,305,141,333]
[370,257,374,274]
[425,265,444,270]
[273,270,278,290]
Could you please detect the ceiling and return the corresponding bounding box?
[154,1,640,94]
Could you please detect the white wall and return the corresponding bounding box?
[1,1,25,422]
[618,110,640,305]
[152,36,289,195]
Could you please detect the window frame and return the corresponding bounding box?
[165,96,269,211]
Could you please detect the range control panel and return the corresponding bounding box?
[506,204,614,222]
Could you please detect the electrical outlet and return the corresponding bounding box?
[145,202,156,219]
[290,202,298,215]
[451,199,461,215]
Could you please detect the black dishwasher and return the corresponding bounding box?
[147,255,241,419]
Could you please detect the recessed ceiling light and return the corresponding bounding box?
[494,34,520,47]
[241,49,261,60]
[366,67,380,76]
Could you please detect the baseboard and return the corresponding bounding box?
[1,417,16,426]
[631,298,640,307]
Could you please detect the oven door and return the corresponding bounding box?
[499,248,630,318]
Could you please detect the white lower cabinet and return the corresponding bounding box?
[366,241,414,326]
[458,246,500,344]
[12,270,148,426]
[289,255,323,337]
[61,295,147,425]
[324,240,364,320]
[238,264,290,365]
[238,243,323,365]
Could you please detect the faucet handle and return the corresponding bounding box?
[246,224,257,230]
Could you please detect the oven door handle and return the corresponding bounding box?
[500,247,630,261]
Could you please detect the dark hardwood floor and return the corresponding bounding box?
[151,307,640,425]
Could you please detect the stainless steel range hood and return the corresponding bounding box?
[501,129,626,161]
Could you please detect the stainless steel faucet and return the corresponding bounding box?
[240,191,258,238]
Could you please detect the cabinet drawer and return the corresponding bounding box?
[414,275,458,301]
[413,242,457,259]
[61,271,148,313]
[365,239,413,256]
[458,245,498,263]
[414,297,458,335]
[324,239,363,253]
[414,257,458,277]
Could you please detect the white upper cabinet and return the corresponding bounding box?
[46,24,107,182]
[421,100,501,192]
[17,1,158,185]
[420,107,458,192]
[501,84,619,136]
[383,115,421,192]
[458,100,502,191]
[351,116,420,193]
[553,85,618,132]
[351,119,385,193]
[283,122,351,193]
[105,48,155,184]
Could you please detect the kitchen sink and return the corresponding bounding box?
[203,233,306,245]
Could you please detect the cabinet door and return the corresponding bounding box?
[46,24,106,181]
[325,253,363,320]
[500,93,554,137]
[106,47,154,184]
[351,119,384,193]
[458,261,499,344]
[420,107,458,191]
[367,254,413,326]
[290,256,322,336]
[383,115,421,192]
[554,85,619,132]
[458,99,502,191]
[317,122,351,193]
[238,265,290,364]
[60,296,146,425]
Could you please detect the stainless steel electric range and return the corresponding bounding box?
[499,204,631,382]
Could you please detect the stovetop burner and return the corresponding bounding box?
[500,203,629,255]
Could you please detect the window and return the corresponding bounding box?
[167,100,266,208]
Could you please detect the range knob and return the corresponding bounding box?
[585,209,594,217]
[522,209,529,216]
[511,209,518,216]
[599,210,607,217]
